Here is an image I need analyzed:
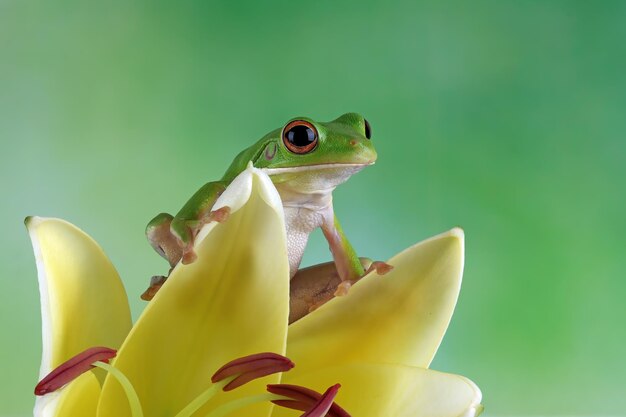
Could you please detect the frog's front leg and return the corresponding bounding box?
[170,181,229,264]
[142,181,229,301]
[143,213,182,300]
[321,214,393,296]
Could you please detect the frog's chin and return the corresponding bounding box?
[261,162,373,198]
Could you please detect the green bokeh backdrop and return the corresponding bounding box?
[1,0,625,415]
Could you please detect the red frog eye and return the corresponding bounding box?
[282,120,318,154]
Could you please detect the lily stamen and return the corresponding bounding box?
[174,352,295,417]
[202,393,280,417]
[301,384,341,417]
[35,346,350,417]
[201,384,347,417]
[34,346,144,417]
[34,346,116,395]
[172,377,233,417]
[92,360,144,417]
[268,383,351,417]
[211,352,295,391]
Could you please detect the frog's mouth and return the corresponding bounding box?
[261,162,374,193]
[261,161,375,176]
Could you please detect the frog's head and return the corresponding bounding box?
[255,112,377,170]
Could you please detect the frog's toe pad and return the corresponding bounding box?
[209,206,231,223]
[141,275,167,301]
[367,261,394,276]
[334,280,354,297]
[182,248,197,264]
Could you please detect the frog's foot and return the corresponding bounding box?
[204,206,231,224]
[140,275,167,301]
[175,206,232,265]
[365,260,394,276]
[334,279,356,297]
[333,261,393,297]
[181,245,197,264]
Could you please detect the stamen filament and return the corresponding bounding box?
[203,393,284,417]
[173,377,233,417]
[93,361,144,417]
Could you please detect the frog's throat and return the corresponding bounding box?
[260,161,374,175]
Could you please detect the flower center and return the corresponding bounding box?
[35,348,350,417]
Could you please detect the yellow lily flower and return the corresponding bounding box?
[27,165,482,417]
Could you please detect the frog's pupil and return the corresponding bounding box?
[364,119,372,139]
[286,125,316,147]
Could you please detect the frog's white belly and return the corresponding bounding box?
[264,163,367,277]
[282,205,328,276]
[275,179,335,276]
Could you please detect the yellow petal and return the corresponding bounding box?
[27,217,132,417]
[46,372,101,417]
[287,228,464,372]
[273,363,482,417]
[97,167,290,417]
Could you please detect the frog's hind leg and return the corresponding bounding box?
[146,212,183,267]
[142,213,183,301]
[289,257,374,323]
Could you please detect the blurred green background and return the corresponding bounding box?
[1,0,625,415]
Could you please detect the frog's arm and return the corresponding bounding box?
[147,139,270,268]
[170,180,229,263]
[143,181,228,300]
[321,214,366,293]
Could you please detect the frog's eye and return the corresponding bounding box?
[282,120,318,154]
[364,118,372,139]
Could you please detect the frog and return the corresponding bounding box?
[142,112,392,318]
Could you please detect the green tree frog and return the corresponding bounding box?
[143,113,391,314]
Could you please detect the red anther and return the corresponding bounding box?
[211,352,294,391]
[268,383,351,417]
[301,384,341,417]
[34,346,117,395]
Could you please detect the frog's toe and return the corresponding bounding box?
[182,246,197,264]
[208,206,231,223]
[141,275,167,301]
[334,280,355,297]
[366,260,394,276]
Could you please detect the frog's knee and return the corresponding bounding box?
[146,213,182,267]
[171,217,200,263]
[146,213,174,251]
[170,217,192,246]
[146,213,173,233]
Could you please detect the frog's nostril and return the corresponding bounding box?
[349,139,358,146]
